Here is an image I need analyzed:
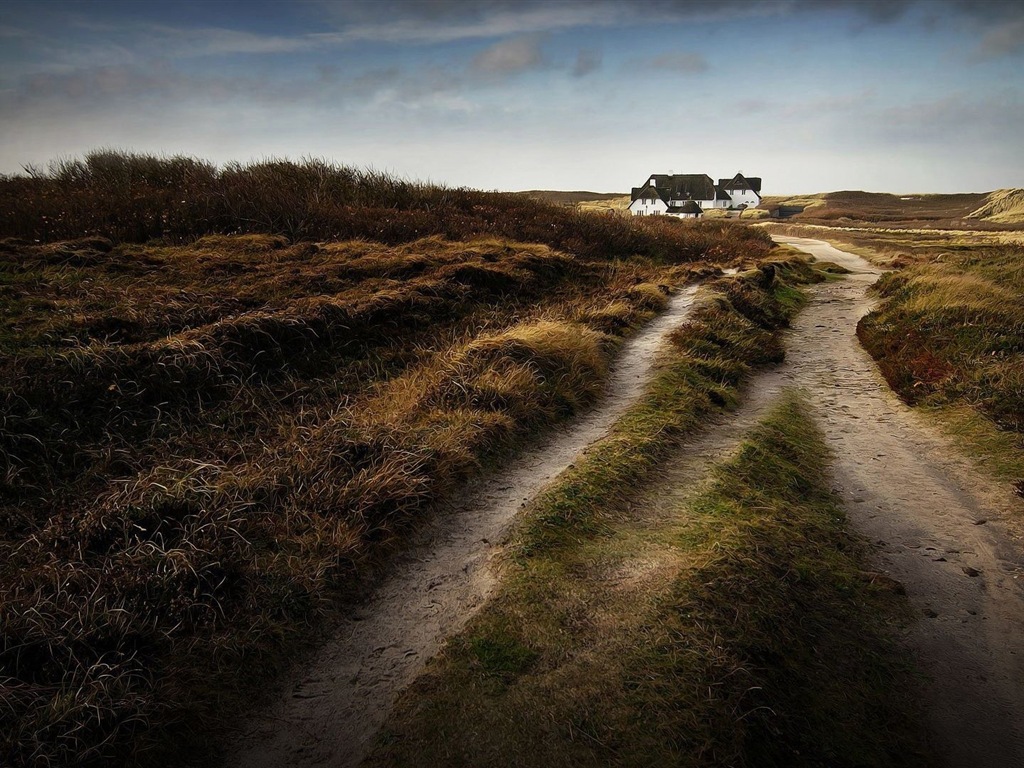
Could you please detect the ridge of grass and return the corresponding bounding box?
[367,263,922,766]
[0,150,765,265]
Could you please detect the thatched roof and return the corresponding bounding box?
[667,200,704,215]
[630,184,663,201]
[718,173,762,194]
[632,173,717,203]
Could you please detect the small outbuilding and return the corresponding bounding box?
[666,200,703,218]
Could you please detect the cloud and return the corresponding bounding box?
[648,52,709,73]
[311,0,934,46]
[144,24,312,57]
[4,62,411,113]
[571,48,602,77]
[470,35,546,75]
[733,98,771,114]
[789,0,914,24]
[975,18,1024,58]
[874,90,1024,142]
[0,24,31,38]
[314,3,623,46]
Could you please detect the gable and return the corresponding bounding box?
[719,173,762,195]
[631,184,665,203]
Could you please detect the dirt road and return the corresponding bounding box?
[227,287,700,768]
[769,236,1024,767]
[643,237,1024,766]
[229,238,1024,767]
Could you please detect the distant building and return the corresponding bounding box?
[717,173,762,208]
[628,172,762,218]
[668,200,704,219]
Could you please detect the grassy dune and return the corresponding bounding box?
[967,188,1024,224]
[762,190,992,228]
[0,152,776,766]
[369,268,922,766]
[0,151,715,261]
[857,246,1024,435]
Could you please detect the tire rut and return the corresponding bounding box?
[229,238,1024,767]
[226,287,700,768]
[770,236,1024,767]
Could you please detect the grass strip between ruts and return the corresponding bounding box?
[368,278,925,767]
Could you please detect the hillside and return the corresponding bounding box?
[966,188,1024,224]
[520,190,627,205]
[0,152,775,767]
[761,190,992,226]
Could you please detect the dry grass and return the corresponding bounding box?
[857,246,1024,433]
[760,193,828,210]
[369,371,923,767]
[575,196,632,215]
[967,188,1024,224]
[762,190,995,229]
[0,152,734,264]
[0,173,776,767]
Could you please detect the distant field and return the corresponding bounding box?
[520,189,627,205]
[761,189,1024,228]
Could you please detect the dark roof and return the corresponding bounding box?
[630,185,662,201]
[718,173,762,194]
[633,172,760,203]
[633,173,716,203]
[667,200,704,215]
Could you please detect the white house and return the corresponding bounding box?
[628,172,761,218]
[718,173,762,208]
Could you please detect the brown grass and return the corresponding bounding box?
[0,181,775,767]
[966,189,1024,224]
[857,246,1024,433]
[0,151,753,264]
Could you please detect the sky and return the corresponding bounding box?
[1,0,1022,194]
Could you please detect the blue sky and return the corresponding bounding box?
[1,0,1022,193]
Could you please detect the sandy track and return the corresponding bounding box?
[770,236,1024,767]
[227,286,700,768]
[639,237,1024,766]
[229,239,1024,767]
